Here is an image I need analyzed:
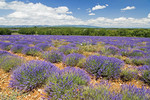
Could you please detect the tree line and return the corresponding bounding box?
[0,28,11,35]
[0,27,150,37]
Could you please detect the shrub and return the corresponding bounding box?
[104,46,120,55]
[138,65,150,71]
[10,44,26,53]
[130,57,147,66]
[22,47,42,56]
[0,50,11,56]
[45,67,90,99]
[63,53,85,67]
[121,49,146,57]
[0,55,25,72]
[80,81,112,100]
[58,45,78,55]
[14,40,33,46]
[120,49,131,56]
[129,50,145,57]
[120,84,150,100]
[35,43,52,51]
[142,70,150,85]
[84,55,124,79]
[120,69,138,82]
[42,50,64,63]
[77,58,87,68]
[9,60,59,91]
[0,42,13,51]
[124,57,132,64]
[78,83,150,100]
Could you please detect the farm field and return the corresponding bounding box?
[0,35,150,100]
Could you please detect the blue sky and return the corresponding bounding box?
[0,0,150,27]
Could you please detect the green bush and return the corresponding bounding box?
[120,69,138,82]
[142,70,150,85]
[0,55,25,72]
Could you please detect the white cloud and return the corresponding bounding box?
[55,6,72,14]
[77,8,80,10]
[0,0,83,25]
[92,4,108,11]
[86,15,150,28]
[0,0,150,28]
[89,13,95,16]
[148,13,150,18]
[0,0,6,8]
[121,6,135,11]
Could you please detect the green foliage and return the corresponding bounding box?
[120,69,138,82]
[0,55,25,72]
[131,58,146,66]
[142,70,150,85]
[16,27,150,38]
[0,27,150,37]
[77,58,86,68]
[0,28,11,35]
[80,84,110,100]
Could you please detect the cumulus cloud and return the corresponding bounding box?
[148,13,150,18]
[89,13,95,16]
[0,0,83,25]
[0,0,6,8]
[92,4,108,11]
[121,6,135,11]
[86,16,150,28]
[0,0,150,28]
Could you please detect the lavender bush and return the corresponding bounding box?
[0,55,25,72]
[84,55,124,79]
[22,46,42,56]
[9,60,58,91]
[42,50,64,63]
[63,53,85,67]
[120,49,131,56]
[103,46,120,55]
[10,44,26,53]
[58,45,78,55]
[130,57,150,66]
[120,69,138,82]
[45,67,90,99]
[35,43,52,51]
[119,84,150,100]
[138,65,150,85]
[129,50,146,57]
[0,42,13,51]
[0,50,11,56]
[81,83,150,100]
[142,70,150,85]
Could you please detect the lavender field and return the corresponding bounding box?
[0,35,150,100]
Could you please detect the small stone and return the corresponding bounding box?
[33,95,38,98]
[38,89,42,93]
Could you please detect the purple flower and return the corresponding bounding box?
[35,43,52,51]
[42,50,64,63]
[22,46,43,56]
[10,44,26,53]
[85,55,124,79]
[0,42,13,51]
[58,45,78,55]
[9,60,59,91]
[63,53,85,67]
